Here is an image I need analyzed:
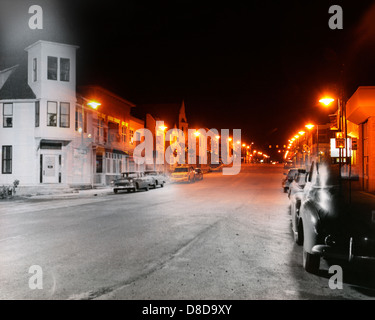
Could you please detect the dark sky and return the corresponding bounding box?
[1,0,375,149]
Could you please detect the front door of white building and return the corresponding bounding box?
[42,154,59,183]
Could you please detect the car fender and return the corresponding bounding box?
[300,200,321,254]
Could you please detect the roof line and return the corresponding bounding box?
[78,85,136,107]
[25,40,79,51]
[0,64,19,74]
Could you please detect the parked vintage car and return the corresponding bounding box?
[289,170,308,245]
[284,160,294,169]
[171,165,196,183]
[282,168,306,193]
[288,170,307,198]
[112,172,154,193]
[194,168,204,181]
[144,170,166,188]
[294,162,375,274]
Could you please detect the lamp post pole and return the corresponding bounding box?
[316,125,319,163]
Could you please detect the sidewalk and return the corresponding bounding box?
[5,186,114,201]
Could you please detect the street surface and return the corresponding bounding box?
[1,164,375,300]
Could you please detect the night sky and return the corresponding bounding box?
[1,0,375,149]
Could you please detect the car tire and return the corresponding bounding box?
[303,248,320,274]
[145,185,149,191]
[160,182,164,188]
[114,189,118,194]
[284,187,288,193]
[153,181,158,189]
[295,221,303,246]
[135,184,139,192]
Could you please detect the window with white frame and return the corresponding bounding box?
[2,145,12,174]
[98,118,104,137]
[106,157,111,173]
[47,101,57,126]
[130,129,134,144]
[113,158,117,173]
[75,107,80,131]
[60,102,70,128]
[35,101,40,127]
[47,56,58,80]
[60,58,70,82]
[3,103,13,128]
[33,58,37,82]
[121,125,127,142]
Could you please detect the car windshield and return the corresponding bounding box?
[288,170,298,177]
[123,173,138,178]
[145,172,157,176]
[313,164,341,188]
[174,167,188,172]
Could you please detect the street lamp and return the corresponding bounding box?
[305,123,319,162]
[79,99,101,188]
[319,97,335,106]
[87,101,101,109]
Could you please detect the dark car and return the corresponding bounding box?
[113,172,154,193]
[144,170,166,188]
[295,162,375,274]
[194,168,204,181]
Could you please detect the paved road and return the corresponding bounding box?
[1,164,375,300]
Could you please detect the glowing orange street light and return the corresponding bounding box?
[319,97,334,106]
[294,135,299,139]
[242,143,246,147]
[215,135,220,139]
[159,125,167,131]
[247,146,250,149]
[298,131,305,136]
[305,124,315,130]
[291,138,295,141]
[194,131,201,137]
[87,101,101,109]
[228,138,232,142]
[236,141,241,145]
